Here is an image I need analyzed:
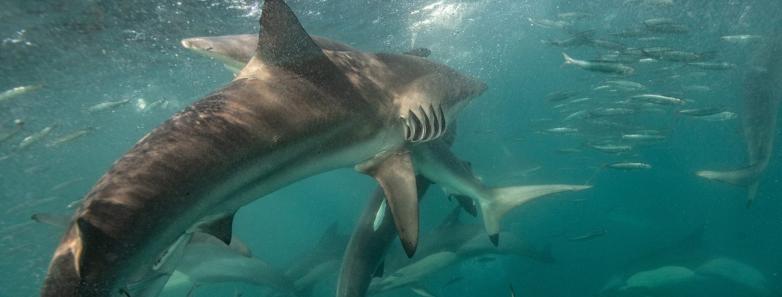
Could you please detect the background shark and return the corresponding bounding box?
[367,207,554,295]
[696,23,782,206]
[40,0,488,296]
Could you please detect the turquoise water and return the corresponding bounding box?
[1,0,781,296]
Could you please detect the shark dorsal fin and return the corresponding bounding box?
[257,0,326,68]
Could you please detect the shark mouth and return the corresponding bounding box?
[403,104,447,143]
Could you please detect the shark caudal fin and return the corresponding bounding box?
[479,184,591,245]
[561,52,577,66]
[696,164,763,206]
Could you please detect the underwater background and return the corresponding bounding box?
[1,0,781,296]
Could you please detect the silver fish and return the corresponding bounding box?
[562,53,634,75]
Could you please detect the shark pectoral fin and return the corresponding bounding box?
[479,184,592,246]
[452,195,478,217]
[31,212,70,229]
[695,164,762,186]
[357,151,420,257]
[373,260,385,278]
[194,212,235,245]
[696,165,765,206]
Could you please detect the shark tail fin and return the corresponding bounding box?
[479,184,592,246]
[561,52,576,67]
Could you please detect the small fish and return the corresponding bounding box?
[557,12,592,21]
[591,39,626,51]
[510,284,517,297]
[593,85,615,91]
[643,19,689,34]
[625,0,674,7]
[590,107,636,117]
[677,107,725,117]
[720,35,763,44]
[517,166,543,177]
[610,28,649,38]
[546,127,578,133]
[86,99,131,113]
[0,119,25,144]
[605,80,645,91]
[411,287,436,297]
[562,53,634,75]
[693,111,737,122]
[631,94,686,105]
[598,53,640,64]
[143,99,165,111]
[606,162,652,170]
[641,47,673,58]
[588,143,633,153]
[18,126,54,149]
[638,36,666,42]
[569,97,592,104]
[545,90,579,102]
[563,110,589,122]
[527,17,570,29]
[568,229,607,241]
[46,128,93,147]
[556,148,582,154]
[683,85,711,92]
[658,50,710,62]
[542,37,587,48]
[688,62,735,70]
[49,177,86,192]
[0,85,41,103]
[622,133,666,141]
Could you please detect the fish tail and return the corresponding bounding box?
[479,184,592,246]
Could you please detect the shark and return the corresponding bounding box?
[40,0,489,296]
[696,26,782,206]
[179,32,592,297]
[366,207,555,294]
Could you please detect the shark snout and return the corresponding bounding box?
[474,79,488,97]
[462,76,487,99]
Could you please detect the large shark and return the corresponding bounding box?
[178,32,591,297]
[696,27,782,206]
[40,0,489,296]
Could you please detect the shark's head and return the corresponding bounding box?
[181,35,257,72]
[394,61,487,143]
